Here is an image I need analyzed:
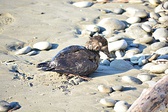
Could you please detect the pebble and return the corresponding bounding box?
[26,50,38,56]
[115,50,125,58]
[110,60,134,71]
[98,18,126,32]
[134,10,148,18]
[149,0,161,6]
[100,59,110,66]
[153,28,168,42]
[129,0,144,4]
[122,76,142,84]
[15,46,31,55]
[126,48,140,55]
[72,1,93,8]
[108,35,124,42]
[150,64,168,73]
[125,7,139,17]
[141,24,152,33]
[33,41,52,50]
[113,8,124,14]
[114,101,129,112]
[108,39,128,52]
[149,12,160,19]
[98,85,113,93]
[145,81,157,87]
[134,34,153,44]
[0,100,10,112]
[100,98,116,107]
[150,42,166,51]
[85,25,100,32]
[130,54,145,64]
[126,24,148,39]
[112,85,123,91]
[158,16,168,23]
[163,1,168,9]
[155,46,168,55]
[165,69,168,74]
[126,17,141,24]
[137,73,152,82]
[142,62,156,71]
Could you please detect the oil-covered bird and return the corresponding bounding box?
[37,35,111,80]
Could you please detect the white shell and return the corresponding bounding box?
[100,98,116,107]
[15,46,31,55]
[98,85,112,93]
[73,1,93,8]
[33,41,52,50]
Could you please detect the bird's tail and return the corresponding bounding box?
[37,61,54,71]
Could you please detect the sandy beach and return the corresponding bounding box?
[0,0,168,112]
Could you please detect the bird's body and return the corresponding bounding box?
[37,35,111,79]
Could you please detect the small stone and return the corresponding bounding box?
[98,85,112,93]
[115,50,125,59]
[26,50,38,56]
[129,0,144,4]
[158,16,168,23]
[114,101,129,112]
[149,12,160,20]
[72,1,93,8]
[156,47,168,55]
[145,81,157,87]
[135,34,153,44]
[125,7,139,17]
[153,28,168,42]
[15,46,31,55]
[150,42,166,51]
[113,8,124,14]
[142,62,156,71]
[100,59,110,66]
[112,85,123,91]
[122,76,142,84]
[108,39,128,52]
[110,60,134,71]
[33,41,52,50]
[165,69,168,74]
[0,100,10,112]
[137,73,152,82]
[149,0,161,6]
[85,25,100,32]
[126,17,141,24]
[141,24,152,33]
[150,64,168,73]
[134,10,148,18]
[100,98,116,107]
[108,35,124,42]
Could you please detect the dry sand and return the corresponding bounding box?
[0,0,166,112]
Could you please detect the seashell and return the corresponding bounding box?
[150,64,168,73]
[98,85,112,93]
[126,17,141,24]
[33,41,52,50]
[72,1,93,8]
[15,46,31,55]
[122,76,142,84]
[108,39,127,52]
[112,85,123,91]
[153,28,168,42]
[114,101,129,112]
[141,24,152,33]
[137,73,152,82]
[100,98,116,107]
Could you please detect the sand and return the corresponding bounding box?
[0,0,166,112]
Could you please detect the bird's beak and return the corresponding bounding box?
[101,45,112,58]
